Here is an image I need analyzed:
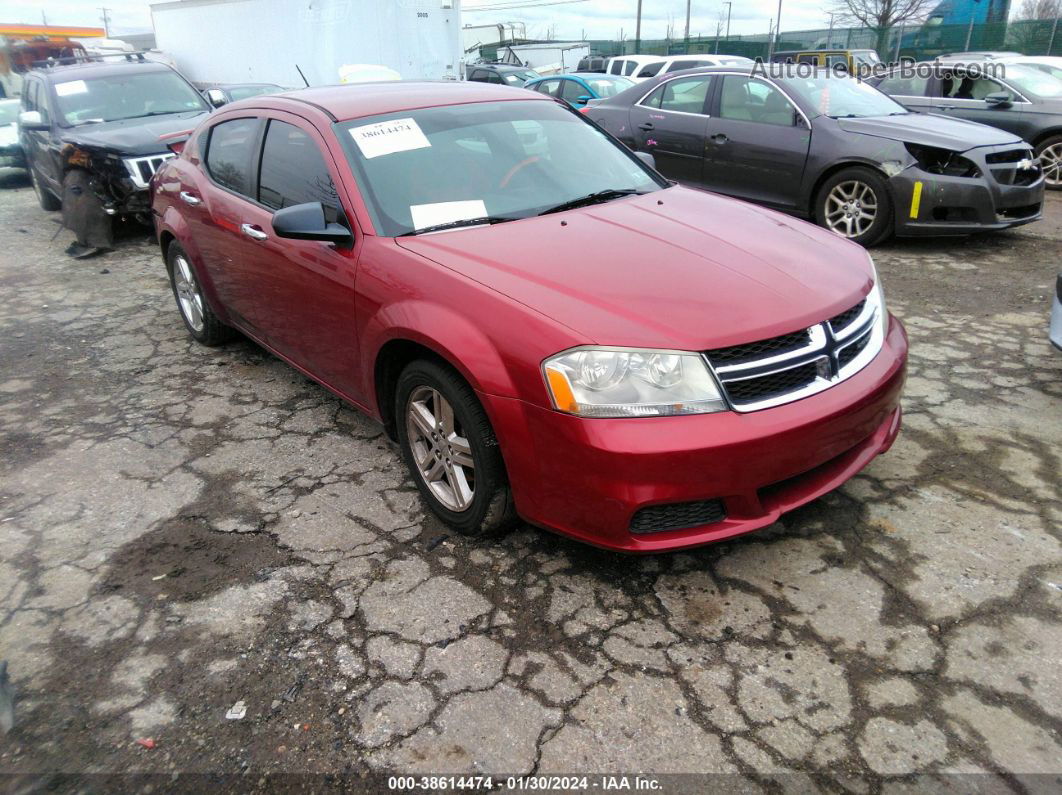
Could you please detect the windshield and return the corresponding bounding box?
[503,71,539,85]
[1002,64,1062,98]
[53,71,209,125]
[0,100,18,125]
[337,100,664,236]
[779,74,907,117]
[584,76,633,96]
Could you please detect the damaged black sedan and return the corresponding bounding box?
[583,65,1045,246]
[18,58,210,257]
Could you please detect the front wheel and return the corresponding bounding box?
[395,360,516,537]
[30,165,61,211]
[815,167,894,248]
[1035,135,1062,190]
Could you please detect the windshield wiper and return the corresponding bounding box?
[398,216,517,236]
[538,188,645,216]
[108,110,200,122]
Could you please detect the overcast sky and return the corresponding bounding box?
[0,0,951,40]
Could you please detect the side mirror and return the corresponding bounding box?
[984,91,1013,108]
[18,110,47,131]
[272,202,353,247]
[575,95,593,105]
[634,150,656,170]
[205,89,227,108]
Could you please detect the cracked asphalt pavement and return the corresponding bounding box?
[1,171,1060,790]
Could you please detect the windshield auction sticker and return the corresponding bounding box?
[349,117,431,159]
[55,80,89,97]
[410,200,488,231]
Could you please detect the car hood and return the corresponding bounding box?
[0,123,17,147]
[60,110,209,157]
[396,187,872,351]
[837,113,1022,151]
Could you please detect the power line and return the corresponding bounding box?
[464,0,592,12]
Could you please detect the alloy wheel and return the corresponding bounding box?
[1041,143,1062,188]
[173,254,205,333]
[405,385,476,512]
[824,180,878,240]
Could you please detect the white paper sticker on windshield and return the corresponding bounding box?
[349,117,430,159]
[55,80,88,97]
[410,200,488,231]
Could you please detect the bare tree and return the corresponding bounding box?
[1018,0,1061,19]
[832,0,937,55]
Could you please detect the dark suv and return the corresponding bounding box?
[868,62,1062,190]
[464,63,540,86]
[19,57,210,255]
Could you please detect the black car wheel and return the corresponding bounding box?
[816,167,894,248]
[166,242,235,346]
[395,360,516,537]
[1036,135,1062,191]
[30,166,61,211]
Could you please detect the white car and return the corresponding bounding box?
[997,55,1062,83]
[605,53,753,82]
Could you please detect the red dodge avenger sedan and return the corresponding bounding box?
[151,81,907,553]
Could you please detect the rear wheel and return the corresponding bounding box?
[815,167,894,248]
[166,242,235,346]
[1035,135,1062,190]
[29,165,60,211]
[395,360,516,537]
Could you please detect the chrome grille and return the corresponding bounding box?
[705,292,884,413]
[124,153,175,189]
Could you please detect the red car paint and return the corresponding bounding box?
[152,82,907,553]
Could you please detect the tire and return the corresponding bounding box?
[815,166,894,248]
[395,360,517,537]
[1035,135,1062,191]
[29,165,61,211]
[166,242,235,346]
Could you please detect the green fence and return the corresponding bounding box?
[587,17,1061,62]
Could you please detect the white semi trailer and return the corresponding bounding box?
[150,0,463,87]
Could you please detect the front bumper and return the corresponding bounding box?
[486,316,908,553]
[891,145,1045,237]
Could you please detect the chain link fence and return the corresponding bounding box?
[585,18,1061,63]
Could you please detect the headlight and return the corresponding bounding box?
[868,255,889,337]
[543,347,726,418]
[905,143,981,178]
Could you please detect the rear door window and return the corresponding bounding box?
[258,119,340,221]
[469,70,489,82]
[535,80,561,97]
[623,60,637,76]
[205,117,260,197]
[560,79,588,103]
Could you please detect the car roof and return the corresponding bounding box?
[248,80,550,122]
[33,59,175,82]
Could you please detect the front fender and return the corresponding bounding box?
[361,298,521,412]
[157,204,233,325]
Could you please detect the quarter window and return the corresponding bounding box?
[719,76,797,126]
[637,61,666,78]
[258,120,340,219]
[206,117,259,197]
[535,80,562,97]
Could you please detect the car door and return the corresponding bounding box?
[20,78,61,195]
[629,75,714,184]
[193,115,266,329]
[245,113,361,397]
[701,74,811,209]
[933,71,1026,136]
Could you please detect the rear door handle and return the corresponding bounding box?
[179,191,201,206]
[240,223,268,241]
[638,122,655,131]
[710,134,729,144]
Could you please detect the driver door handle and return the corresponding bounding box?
[240,223,268,241]
[179,191,201,206]
[710,133,729,144]
[638,122,655,131]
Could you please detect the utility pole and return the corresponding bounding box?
[724,2,732,40]
[770,0,783,58]
[635,0,643,53]
[827,12,836,46]
[964,0,982,51]
[99,7,111,37]
[684,0,691,47]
